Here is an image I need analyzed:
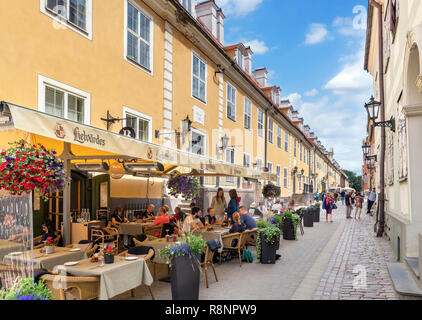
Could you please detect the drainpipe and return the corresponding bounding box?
[264,108,268,168]
[370,0,386,237]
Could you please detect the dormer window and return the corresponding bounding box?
[181,0,193,15]
[237,49,244,69]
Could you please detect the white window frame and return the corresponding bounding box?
[243,153,251,168]
[256,157,263,171]
[191,50,207,104]
[294,137,297,157]
[40,0,93,40]
[268,118,274,144]
[284,131,289,152]
[190,128,207,156]
[237,49,244,69]
[244,97,252,130]
[225,147,235,184]
[257,109,264,138]
[277,125,282,149]
[300,142,303,161]
[122,106,153,143]
[124,0,154,75]
[283,167,288,188]
[226,82,236,122]
[181,0,194,15]
[276,165,281,187]
[38,74,91,125]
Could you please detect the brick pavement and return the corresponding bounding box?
[313,205,398,300]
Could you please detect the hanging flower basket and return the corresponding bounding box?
[0,140,70,201]
[167,174,200,202]
[262,183,281,199]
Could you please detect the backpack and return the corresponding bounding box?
[242,249,253,263]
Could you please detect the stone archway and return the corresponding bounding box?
[402,23,422,258]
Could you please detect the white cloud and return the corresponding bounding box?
[244,39,269,55]
[304,23,329,45]
[304,88,319,97]
[215,0,263,17]
[332,16,366,38]
[283,93,303,109]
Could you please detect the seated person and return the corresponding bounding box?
[229,212,246,247]
[271,200,283,213]
[137,204,155,221]
[239,206,257,230]
[182,207,204,233]
[254,202,267,217]
[1,213,30,241]
[162,205,170,213]
[169,206,185,223]
[153,207,170,226]
[111,207,128,226]
[36,220,56,246]
[204,208,217,225]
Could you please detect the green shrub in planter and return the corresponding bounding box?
[282,211,301,240]
[257,223,282,263]
[0,278,52,300]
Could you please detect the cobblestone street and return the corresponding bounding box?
[121,203,398,300]
[313,204,398,300]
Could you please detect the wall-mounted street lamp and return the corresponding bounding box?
[214,64,225,77]
[362,143,371,156]
[218,134,230,151]
[365,155,377,167]
[365,96,395,132]
[155,116,192,140]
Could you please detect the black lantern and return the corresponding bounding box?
[362,143,371,156]
[364,96,396,132]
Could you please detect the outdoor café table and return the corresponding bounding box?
[118,222,144,236]
[0,239,24,261]
[3,247,86,271]
[55,256,153,300]
[142,238,174,264]
[200,227,231,253]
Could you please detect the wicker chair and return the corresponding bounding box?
[201,245,218,288]
[0,265,38,289]
[220,232,250,267]
[85,244,99,258]
[246,228,259,248]
[33,234,61,250]
[91,226,119,254]
[40,274,100,300]
[144,225,163,238]
[117,248,155,300]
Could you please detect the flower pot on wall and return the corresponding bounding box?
[170,254,201,300]
[105,254,114,264]
[303,208,314,227]
[260,232,278,264]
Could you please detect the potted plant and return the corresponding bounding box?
[0,278,52,300]
[167,174,200,202]
[44,236,55,254]
[282,211,301,240]
[0,140,70,201]
[314,203,321,222]
[262,183,281,200]
[302,207,314,227]
[104,245,115,264]
[256,220,282,264]
[159,234,206,300]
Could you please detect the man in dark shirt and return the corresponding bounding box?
[239,206,257,230]
[345,192,352,219]
[204,208,217,225]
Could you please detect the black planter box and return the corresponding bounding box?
[282,218,296,240]
[170,254,201,300]
[260,232,279,264]
[104,254,114,264]
[303,209,314,227]
[314,207,320,222]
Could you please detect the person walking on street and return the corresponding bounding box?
[322,193,335,223]
[340,190,345,205]
[334,191,339,203]
[354,192,364,219]
[367,188,377,215]
[345,191,352,219]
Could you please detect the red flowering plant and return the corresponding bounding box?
[0,140,70,201]
[45,237,53,246]
[105,246,115,256]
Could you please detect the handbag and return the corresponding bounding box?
[332,202,338,210]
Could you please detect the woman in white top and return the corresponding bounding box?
[210,188,227,220]
[182,207,204,234]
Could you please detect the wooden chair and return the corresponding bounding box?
[144,225,163,238]
[40,274,100,300]
[220,232,250,267]
[201,245,218,288]
[117,248,155,300]
[85,244,99,258]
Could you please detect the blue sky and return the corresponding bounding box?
[215,0,372,174]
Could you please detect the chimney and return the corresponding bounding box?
[196,1,225,44]
[253,68,268,87]
[244,47,253,75]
